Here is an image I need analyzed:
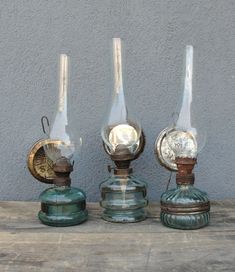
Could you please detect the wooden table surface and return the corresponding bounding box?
[0,201,234,272]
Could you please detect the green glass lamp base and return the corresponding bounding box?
[38,209,88,227]
[160,185,210,230]
[38,186,88,227]
[100,173,148,223]
[161,211,210,230]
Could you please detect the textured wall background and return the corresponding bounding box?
[0,0,235,201]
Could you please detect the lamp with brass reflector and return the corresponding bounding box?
[155,45,210,229]
[100,38,148,223]
[27,54,88,226]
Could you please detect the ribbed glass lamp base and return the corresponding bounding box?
[160,185,210,230]
[38,186,88,227]
[161,211,210,230]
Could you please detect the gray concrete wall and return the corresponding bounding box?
[0,0,235,201]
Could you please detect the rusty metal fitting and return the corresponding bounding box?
[114,168,133,176]
[176,173,195,185]
[175,157,196,175]
[53,157,73,187]
[161,201,210,215]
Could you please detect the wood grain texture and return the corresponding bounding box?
[0,201,235,272]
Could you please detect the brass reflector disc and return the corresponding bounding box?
[27,139,59,184]
[155,127,177,171]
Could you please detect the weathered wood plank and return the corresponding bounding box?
[0,201,235,272]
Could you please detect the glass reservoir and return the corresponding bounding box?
[158,46,210,229]
[100,38,148,222]
[39,54,88,227]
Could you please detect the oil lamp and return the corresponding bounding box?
[155,45,210,229]
[100,38,148,223]
[27,54,88,227]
